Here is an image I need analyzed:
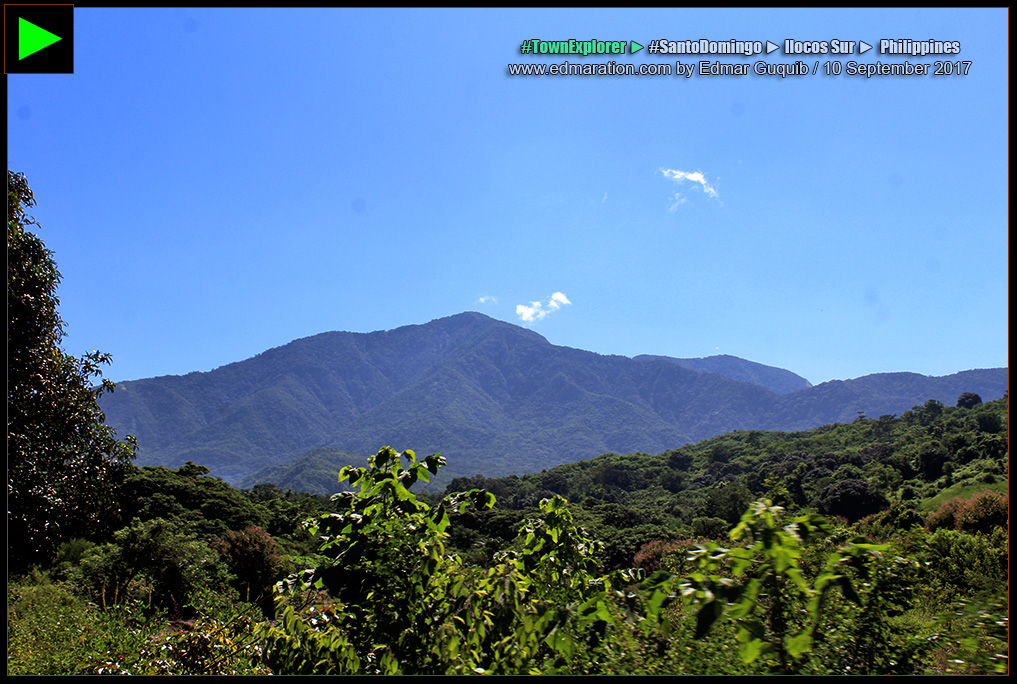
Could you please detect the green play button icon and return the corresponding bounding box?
[19,17,62,60]
[5,5,74,74]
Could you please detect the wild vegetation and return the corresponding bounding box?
[7,171,1008,674]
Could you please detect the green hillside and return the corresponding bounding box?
[100,312,1009,487]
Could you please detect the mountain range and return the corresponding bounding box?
[99,312,1008,488]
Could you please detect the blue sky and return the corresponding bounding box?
[8,8,1008,385]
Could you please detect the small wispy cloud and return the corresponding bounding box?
[478,295,497,305]
[660,168,719,210]
[516,291,571,323]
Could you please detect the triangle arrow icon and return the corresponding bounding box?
[766,40,779,54]
[19,17,62,60]
[630,41,644,54]
[859,41,872,54]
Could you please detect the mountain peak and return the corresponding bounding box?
[633,353,812,395]
[100,314,1007,488]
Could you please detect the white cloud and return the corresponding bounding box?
[516,291,571,323]
[660,168,719,210]
[478,295,497,305]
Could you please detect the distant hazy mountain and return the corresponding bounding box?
[633,354,812,394]
[100,312,1007,488]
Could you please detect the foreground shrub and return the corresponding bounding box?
[7,577,152,675]
[86,614,271,675]
[258,447,675,675]
[682,500,918,674]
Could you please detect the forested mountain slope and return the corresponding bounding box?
[101,312,1008,485]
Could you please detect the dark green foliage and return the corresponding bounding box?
[704,481,755,524]
[956,392,982,409]
[241,484,334,541]
[120,463,269,539]
[975,411,1002,434]
[917,443,948,480]
[691,516,729,538]
[854,502,924,539]
[7,171,137,570]
[442,396,1006,577]
[72,518,232,618]
[212,527,288,606]
[818,479,889,523]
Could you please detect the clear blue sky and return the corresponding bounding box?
[8,8,1008,385]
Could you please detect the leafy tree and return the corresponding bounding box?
[818,479,889,523]
[916,398,944,426]
[916,444,948,481]
[975,411,1002,434]
[119,463,269,539]
[73,517,231,618]
[956,392,983,409]
[704,480,754,524]
[212,526,288,607]
[7,170,136,570]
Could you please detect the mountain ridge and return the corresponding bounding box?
[100,312,1008,486]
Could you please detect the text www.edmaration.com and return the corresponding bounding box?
[508,61,670,76]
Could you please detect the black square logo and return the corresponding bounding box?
[5,5,74,74]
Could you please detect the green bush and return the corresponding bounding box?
[7,577,153,675]
[71,518,232,618]
[682,500,914,674]
[918,528,1008,606]
[258,447,675,675]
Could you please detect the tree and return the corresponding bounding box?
[74,517,231,618]
[7,170,136,570]
[212,526,287,607]
[956,392,982,409]
[817,479,888,523]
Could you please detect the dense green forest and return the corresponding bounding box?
[9,397,1009,674]
[7,171,1009,674]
